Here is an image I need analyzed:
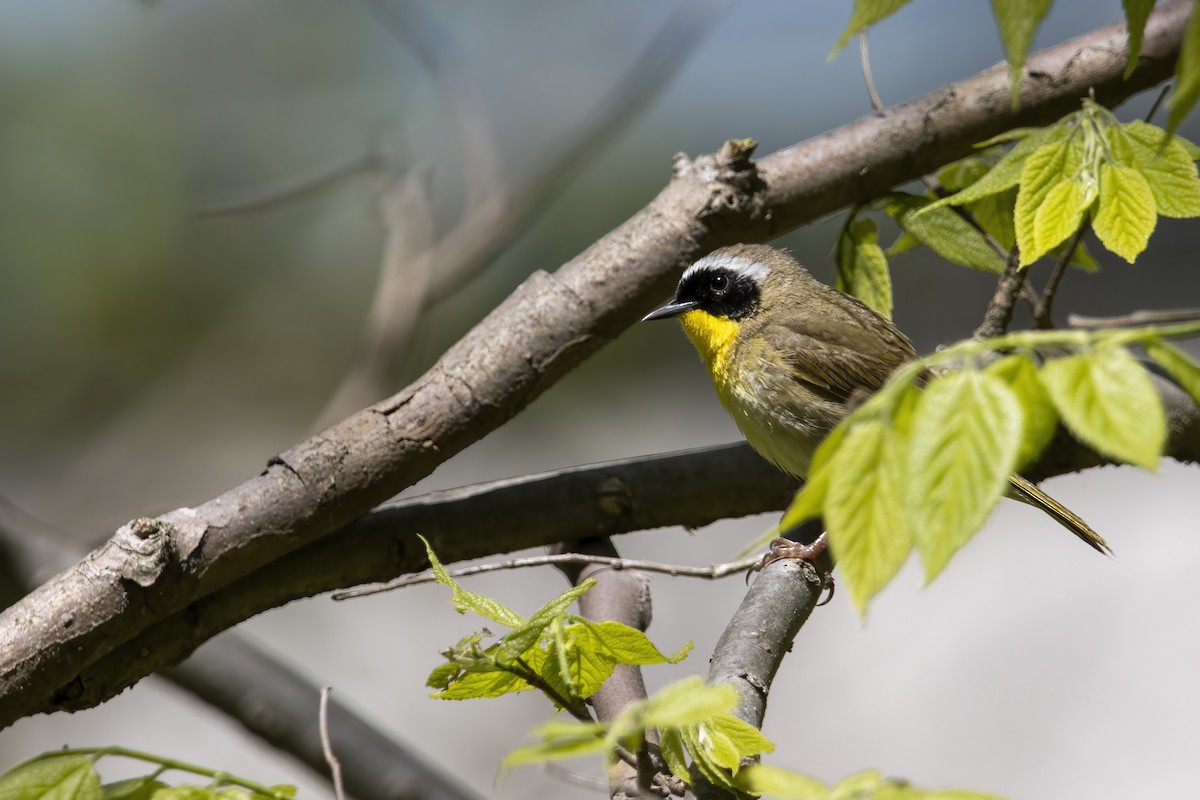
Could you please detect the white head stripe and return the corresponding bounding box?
[682,253,770,285]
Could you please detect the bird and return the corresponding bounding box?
[643,243,1110,562]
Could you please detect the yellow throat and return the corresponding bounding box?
[678,309,740,391]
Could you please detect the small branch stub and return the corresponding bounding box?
[111,518,173,588]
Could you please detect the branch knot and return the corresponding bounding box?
[112,517,174,587]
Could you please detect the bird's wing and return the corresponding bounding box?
[759,300,917,401]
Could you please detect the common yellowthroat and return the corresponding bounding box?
[644,243,1110,558]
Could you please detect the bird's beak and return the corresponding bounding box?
[642,299,699,322]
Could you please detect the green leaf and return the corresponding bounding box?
[576,619,691,666]
[425,661,459,690]
[837,218,894,318]
[547,621,576,702]
[936,157,991,192]
[431,664,536,700]
[658,728,693,786]
[1167,0,1200,133]
[777,467,829,535]
[966,188,1018,250]
[101,781,166,800]
[1092,163,1157,263]
[1179,134,1200,160]
[825,420,913,612]
[888,194,1006,273]
[827,770,887,800]
[682,727,740,792]
[927,123,1070,211]
[778,420,850,533]
[420,536,525,628]
[1144,338,1200,405]
[688,714,774,780]
[1110,121,1200,218]
[985,354,1058,470]
[148,788,215,800]
[973,127,1046,147]
[694,720,747,772]
[1053,236,1098,271]
[641,677,739,729]
[908,371,1022,580]
[0,759,101,800]
[1032,178,1092,257]
[830,0,913,55]
[500,580,594,657]
[1016,138,1085,265]
[989,0,1054,106]
[503,719,609,767]
[1039,347,1166,470]
[885,230,922,257]
[735,764,828,799]
[542,620,691,703]
[540,632,594,704]
[705,713,775,765]
[1123,0,1158,78]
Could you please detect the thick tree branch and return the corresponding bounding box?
[36,444,794,717]
[705,558,824,735]
[0,2,1190,729]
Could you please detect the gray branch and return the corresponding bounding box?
[0,1,1192,730]
[161,638,482,800]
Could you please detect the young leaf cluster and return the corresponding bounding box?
[418,537,690,712]
[505,677,772,793]
[0,750,296,800]
[926,102,1200,266]
[508,683,1009,800]
[737,765,1004,800]
[781,321,1200,612]
[832,0,1200,132]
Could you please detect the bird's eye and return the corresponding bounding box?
[709,272,729,294]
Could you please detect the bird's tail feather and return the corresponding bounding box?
[1007,474,1112,556]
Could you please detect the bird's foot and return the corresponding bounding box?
[750,532,834,605]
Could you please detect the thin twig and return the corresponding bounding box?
[333,551,761,600]
[858,31,885,114]
[1068,308,1200,329]
[1033,221,1091,328]
[974,247,1025,338]
[1146,83,1172,123]
[194,146,391,217]
[509,656,595,723]
[319,688,347,800]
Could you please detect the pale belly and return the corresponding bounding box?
[716,363,844,481]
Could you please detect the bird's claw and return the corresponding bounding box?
[748,533,834,605]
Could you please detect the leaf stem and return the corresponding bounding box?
[22,748,294,799]
[502,656,595,724]
[1033,220,1092,328]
